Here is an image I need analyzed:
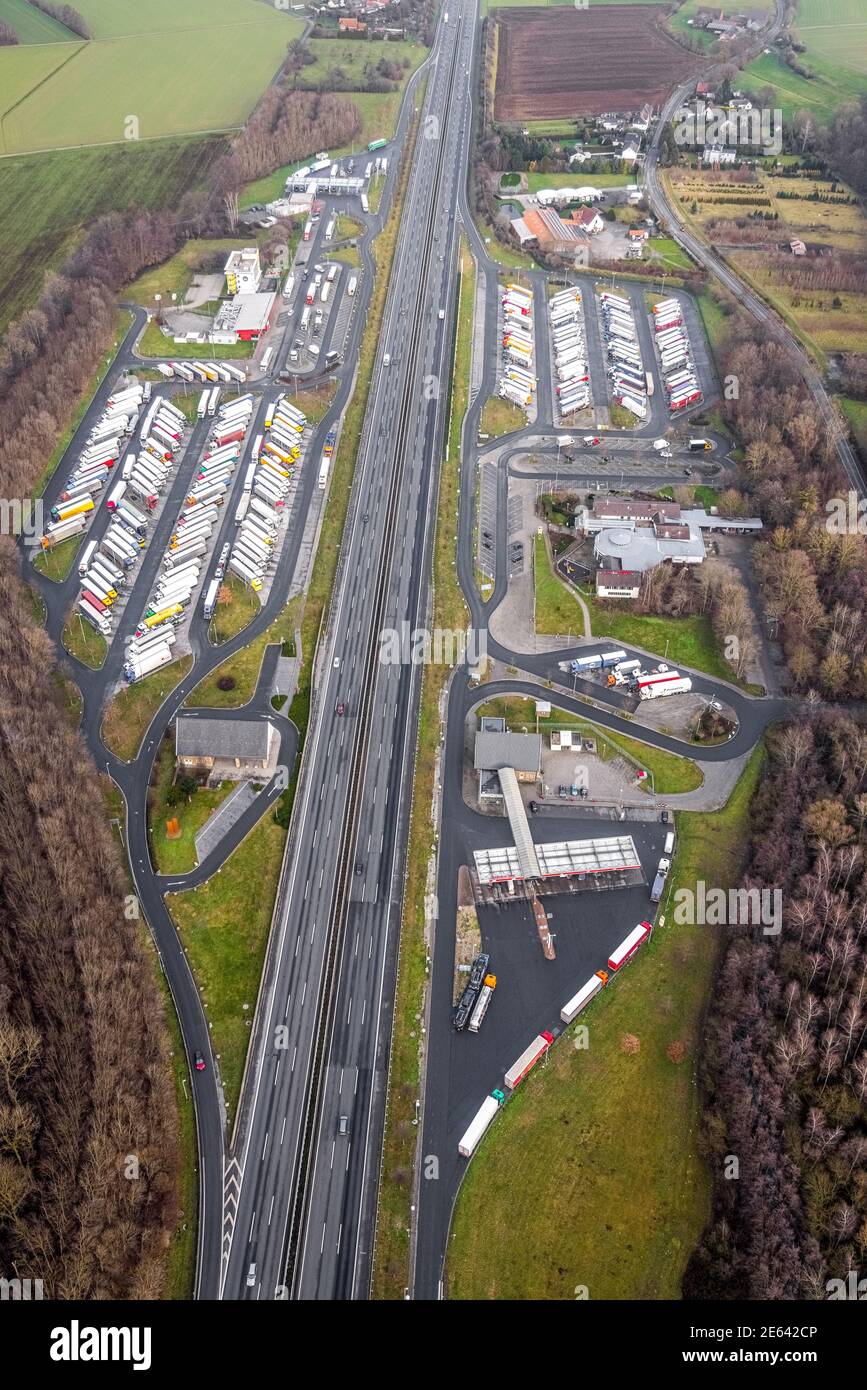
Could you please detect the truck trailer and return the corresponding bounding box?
[457,1091,506,1158]
[504,1032,554,1090]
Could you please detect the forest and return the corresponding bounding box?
[686,714,867,1299]
[717,309,867,698]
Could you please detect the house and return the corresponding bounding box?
[570,206,604,235]
[568,148,590,165]
[627,226,649,243]
[175,716,280,783]
[790,238,807,256]
[338,15,366,29]
[474,726,541,798]
[619,144,641,164]
[595,570,641,599]
[703,146,738,165]
[224,247,261,296]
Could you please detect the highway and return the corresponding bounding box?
[219,1,478,1301]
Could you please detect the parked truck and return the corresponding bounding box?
[468,975,497,1033]
[504,1032,554,1090]
[457,1090,506,1158]
[608,921,651,972]
[639,675,692,700]
[561,971,608,1024]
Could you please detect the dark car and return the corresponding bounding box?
[354,860,363,876]
[194,1052,205,1072]
[661,810,670,824]
[336,701,345,715]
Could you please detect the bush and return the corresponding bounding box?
[217,674,236,691]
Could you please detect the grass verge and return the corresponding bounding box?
[447,741,765,1298]
[148,738,236,875]
[166,805,289,1124]
[32,534,83,582]
[102,655,193,762]
[208,573,261,646]
[61,609,107,669]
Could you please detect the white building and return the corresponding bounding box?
[224,247,261,296]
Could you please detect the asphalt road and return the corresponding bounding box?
[218,4,478,1302]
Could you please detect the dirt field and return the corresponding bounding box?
[493,5,701,120]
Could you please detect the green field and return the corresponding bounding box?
[295,37,424,89]
[0,0,74,42]
[741,48,867,125]
[794,0,867,81]
[524,171,632,192]
[0,41,79,116]
[0,139,221,331]
[448,743,765,1300]
[0,0,304,154]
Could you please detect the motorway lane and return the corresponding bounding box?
[220,7,477,1302]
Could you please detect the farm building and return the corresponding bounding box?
[511,207,591,260]
[572,207,605,235]
[224,247,261,296]
[534,185,603,207]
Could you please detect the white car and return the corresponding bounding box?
[383,353,391,366]
[246,1263,257,1288]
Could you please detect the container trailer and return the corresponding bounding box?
[78,598,112,634]
[639,675,692,699]
[561,971,608,1024]
[608,922,651,971]
[504,1032,554,1090]
[457,1091,506,1158]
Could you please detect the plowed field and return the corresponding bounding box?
[494,5,701,119]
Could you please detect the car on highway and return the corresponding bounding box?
[246,1263,256,1287]
[383,353,391,366]
[336,701,345,715]
[333,657,340,668]
[194,1052,205,1072]
[354,861,363,876]
[338,1116,349,1137]
[438,309,445,320]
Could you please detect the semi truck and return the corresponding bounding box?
[457,1090,506,1158]
[468,975,497,1033]
[124,645,173,682]
[639,675,692,700]
[202,578,220,620]
[570,649,626,673]
[78,598,111,635]
[504,1031,554,1090]
[561,971,608,1024]
[608,922,651,972]
[50,497,95,524]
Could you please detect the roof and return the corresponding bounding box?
[593,499,681,522]
[596,569,641,590]
[571,206,602,228]
[215,291,276,335]
[594,525,706,572]
[176,716,273,761]
[473,731,542,774]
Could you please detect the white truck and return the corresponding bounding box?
[458,1091,505,1158]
